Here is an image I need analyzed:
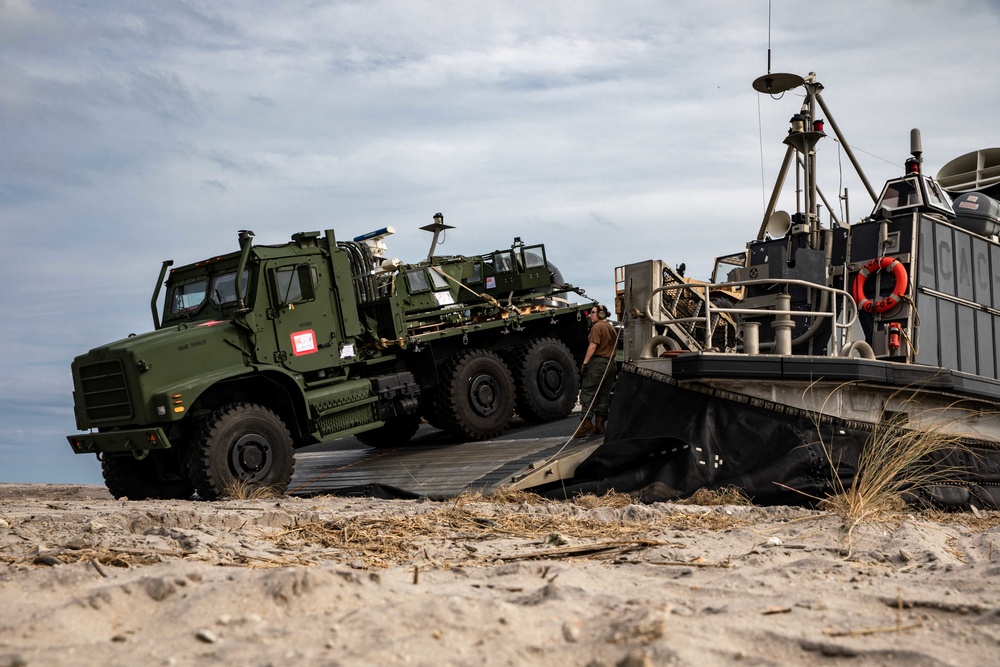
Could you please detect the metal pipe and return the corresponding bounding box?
[815,182,841,226]
[794,154,842,226]
[150,260,174,330]
[742,321,760,355]
[639,335,681,359]
[816,91,878,202]
[647,278,859,330]
[772,294,794,355]
[760,228,834,353]
[807,86,819,235]
[235,230,255,312]
[795,146,802,222]
[758,144,797,240]
[648,278,858,357]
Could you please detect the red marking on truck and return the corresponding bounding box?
[291,330,318,356]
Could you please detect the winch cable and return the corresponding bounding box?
[519,282,630,483]
[293,271,619,496]
[287,267,517,495]
[289,289,616,497]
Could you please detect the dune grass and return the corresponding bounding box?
[818,406,975,549]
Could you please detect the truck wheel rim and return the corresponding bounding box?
[231,433,271,479]
[537,360,564,400]
[469,373,499,417]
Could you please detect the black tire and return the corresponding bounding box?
[356,414,421,449]
[437,349,515,440]
[101,453,194,500]
[420,393,448,431]
[511,338,580,422]
[187,403,294,500]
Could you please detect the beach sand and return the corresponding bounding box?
[1,483,998,666]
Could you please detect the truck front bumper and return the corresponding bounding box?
[67,428,172,456]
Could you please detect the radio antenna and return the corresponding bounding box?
[767,0,772,75]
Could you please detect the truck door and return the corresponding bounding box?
[265,260,344,373]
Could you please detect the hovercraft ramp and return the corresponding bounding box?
[288,432,601,499]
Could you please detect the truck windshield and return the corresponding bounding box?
[523,246,546,269]
[210,270,248,306]
[171,279,208,315]
[169,270,248,316]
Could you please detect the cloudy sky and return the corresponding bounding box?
[2,0,999,484]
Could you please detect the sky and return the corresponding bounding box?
[2,0,999,485]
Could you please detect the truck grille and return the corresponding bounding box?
[79,360,133,421]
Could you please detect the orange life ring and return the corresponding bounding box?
[852,256,907,314]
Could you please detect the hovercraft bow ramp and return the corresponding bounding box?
[288,419,602,499]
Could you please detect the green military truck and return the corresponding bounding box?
[67,221,594,500]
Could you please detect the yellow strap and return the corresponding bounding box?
[428,266,503,309]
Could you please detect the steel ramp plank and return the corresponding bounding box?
[288,435,602,498]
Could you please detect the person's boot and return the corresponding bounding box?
[573,417,596,438]
[595,415,607,434]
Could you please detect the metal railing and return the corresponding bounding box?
[646,278,860,354]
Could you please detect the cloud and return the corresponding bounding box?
[202,179,227,192]
[248,93,274,107]
[359,35,653,91]
[0,0,64,50]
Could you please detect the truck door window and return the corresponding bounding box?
[494,251,514,273]
[429,269,450,290]
[170,279,207,314]
[523,246,547,269]
[467,260,483,284]
[274,265,318,305]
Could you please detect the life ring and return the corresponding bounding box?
[852,256,907,314]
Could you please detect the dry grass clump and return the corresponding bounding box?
[1,547,161,569]
[261,492,751,568]
[820,412,971,542]
[222,478,282,501]
[456,489,549,505]
[569,490,635,509]
[456,489,634,509]
[923,508,1000,529]
[475,487,743,509]
[677,486,751,506]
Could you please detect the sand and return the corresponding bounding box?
[1,483,999,666]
